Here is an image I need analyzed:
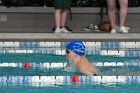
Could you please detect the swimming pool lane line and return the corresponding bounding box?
[0,41,140,49]
[0,76,140,86]
[0,62,140,68]
[0,49,140,57]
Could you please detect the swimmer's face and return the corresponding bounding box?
[65,49,76,62]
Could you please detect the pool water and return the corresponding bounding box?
[0,54,140,76]
[0,41,140,93]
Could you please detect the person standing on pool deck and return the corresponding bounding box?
[53,0,72,33]
[64,40,100,76]
[107,0,129,33]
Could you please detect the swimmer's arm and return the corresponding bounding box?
[83,72,94,76]
[78,69,93,76]
[77,63,100,76]
[77,65,93,76]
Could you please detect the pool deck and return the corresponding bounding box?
[0,7,140,41]
[0,33,140,41]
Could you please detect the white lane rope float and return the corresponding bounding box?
[0,62,140,68]
[0,76,140,87]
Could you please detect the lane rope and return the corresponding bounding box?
[0,62,140,68]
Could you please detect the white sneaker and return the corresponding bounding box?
[116,26,130,31]
[61,27,71,33]
[124,26,130,31]
[110,29,117,33]
[120,26,129,33]
[54,27,61,33]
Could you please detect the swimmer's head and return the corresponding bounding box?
[66,40,86,56]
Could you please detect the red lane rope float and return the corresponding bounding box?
[23,62,30,68]
[71,76,79,85]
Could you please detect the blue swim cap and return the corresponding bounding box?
[66,40,85,56]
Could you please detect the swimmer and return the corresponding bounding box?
[64,40,100,76]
